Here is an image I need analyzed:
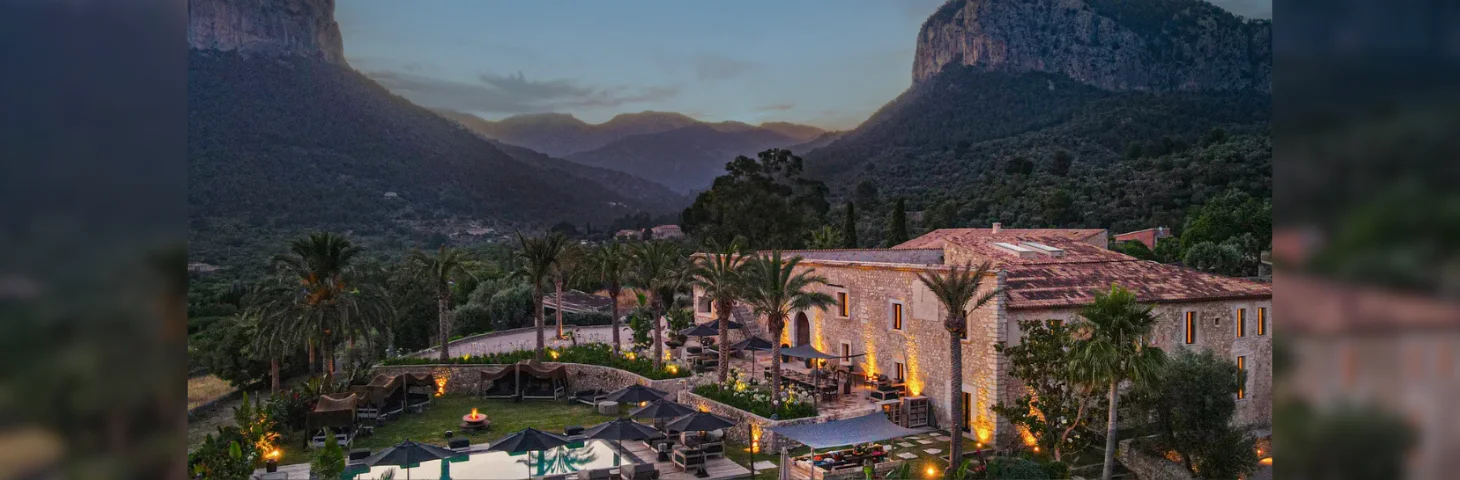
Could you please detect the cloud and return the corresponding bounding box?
[364,69,681,115]
[691,53,754,82]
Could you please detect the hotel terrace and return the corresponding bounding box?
[694,224,1272,447]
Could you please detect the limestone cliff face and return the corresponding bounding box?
[188,0,345,65]
[914,0,1271,92]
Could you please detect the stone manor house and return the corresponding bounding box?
[694,225,1272,447]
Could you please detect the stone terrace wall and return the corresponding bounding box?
[1116,439,1196,480]
[375,363,696,397]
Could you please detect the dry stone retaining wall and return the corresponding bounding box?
[374,363,695,397]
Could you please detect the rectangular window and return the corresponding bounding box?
[962,391,973,432]
[895,362,905,382]
[841,343,851,363]
[1236,356,1247,399]
[1184,312,1197,344]
[1237,308,1247,337]
[1258,308,1267,335]
[697,296,711,314]
[891,303,904,331]
[837,292,849,317]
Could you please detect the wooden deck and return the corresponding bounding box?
[617,440,752,480]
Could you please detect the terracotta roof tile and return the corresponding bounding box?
[1005,260,1271,309]
[895,228,1106,249]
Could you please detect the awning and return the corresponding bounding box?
[768,413,924,449]
[780,344,863,360]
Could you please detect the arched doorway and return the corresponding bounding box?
[794,312,811,346]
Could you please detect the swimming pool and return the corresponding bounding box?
[346,439,633,479]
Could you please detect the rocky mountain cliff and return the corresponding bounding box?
[188,0,345,65]
[914,0,1270,92]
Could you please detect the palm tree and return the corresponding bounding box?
[1071,284,1167,480]
[589,242,631,354]
[916,261,1000,477]
[261,232,378,378]
[629,241,687,371]
[691,241,748,383]
[516,232,568,361]
[405,246,477,362]
[551,243,584,339]
[739,251,835,402]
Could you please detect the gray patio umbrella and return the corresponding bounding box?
[629,399,697,430]
[583,418,664,468]
[487,428,573,478]
[729,336,774,383]
[704,318,744,330]
[679,323,721,337]
[664,411,736,433]
[604,384,668,404]
[361,439,456,480]
[778,344,863,410]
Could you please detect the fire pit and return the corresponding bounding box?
[460,408,490,433]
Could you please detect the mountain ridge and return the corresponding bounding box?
[565,123,802,194]
[915,0,1271,92]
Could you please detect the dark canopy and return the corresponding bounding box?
[583,418,663,441]
[487,428,572,454]
[349,374,403,408]
[768,413,923,449]
[779,344,857,360]
[362,439,455,468]
[629,399,696,420]
[664,411,736,432]
[729,336,774,352]
[604,384,668,403]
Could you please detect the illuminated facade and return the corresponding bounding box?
[694,227,1273,446]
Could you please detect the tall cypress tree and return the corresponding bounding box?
[842,202,858,248]
[887,198,908,246]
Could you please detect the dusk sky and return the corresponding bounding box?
[338,1,1272,130]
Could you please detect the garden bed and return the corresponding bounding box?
[383,343,690,380]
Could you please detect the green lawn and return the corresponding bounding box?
[279,395,607,465]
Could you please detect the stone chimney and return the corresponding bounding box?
[992,222,1002,234]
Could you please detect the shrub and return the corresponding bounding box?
[379,343,690,380]
[312,435,346,479]
[266,390,311,431]
[187,427,255,479]
[985,457,1050,480]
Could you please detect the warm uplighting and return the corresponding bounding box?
[625,351,637,360]
[1259,457,1273,466]
[666,364,679,375]
[268,449,281,460]
[750,425,762,454]
[924,466,937,478]
[663,350,672,361]
[975,427,992,444]
[549,350,561,360]
[1032,446,1040,453]
[434,376,447,397]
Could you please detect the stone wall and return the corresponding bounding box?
[1116,439,1196,480]
[374,363,696,397]
[1009,298,1274,427]
[783,260,1004,445]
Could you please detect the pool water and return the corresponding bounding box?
[346,440,632,480]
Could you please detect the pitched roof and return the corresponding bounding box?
[1005,259,1271,309]
[767,249,945,266]
[895,228,1107,249]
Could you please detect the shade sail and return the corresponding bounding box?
[768,413,924,449]
[779,344,863,360]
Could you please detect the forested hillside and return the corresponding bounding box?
[188,52,662,273]
[804,67,1270,245]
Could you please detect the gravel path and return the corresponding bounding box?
[411,325,634,359]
